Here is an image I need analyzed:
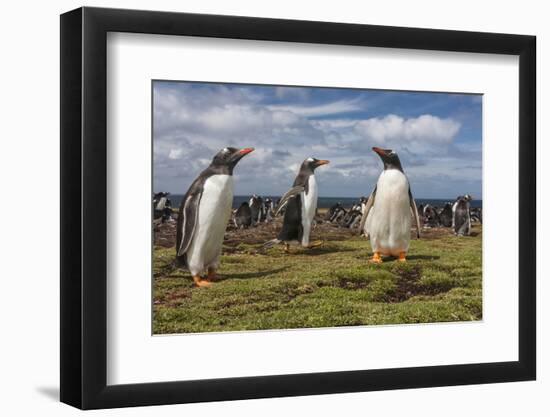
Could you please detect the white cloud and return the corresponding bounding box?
[312,119,358,129]
[354,114,460,144]
[168,148,183,160]
[268,97,365,118]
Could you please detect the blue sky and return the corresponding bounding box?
[153,81,482,199]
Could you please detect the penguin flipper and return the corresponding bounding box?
[176,191,202,257]
[262,239,281,250]
[409,188,421,239]
[358,187,376,236]
[274,185,305,216]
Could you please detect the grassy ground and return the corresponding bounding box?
[153,221,482,334]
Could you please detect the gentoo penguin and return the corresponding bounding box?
[249,195,263,226]
[453,196,471,236]
[153,192,169,218]
[417,204,425,225]
[264,157,329,252]
[439,202,453,227]
[325,202,341,222]
[263,198,274,222]
[234,202,252,229]
[340,201,361,228]
[333,207,347,224]
[359,196,368,213]
[325,202,344,222]
[423,204,440,228]
[153,192,173,223]
[470,207,483,223]
[176,147,254,287]
[452,194,472,228]
[359,147,421,263]
[346,206,363,229]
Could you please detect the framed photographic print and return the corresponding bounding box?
[60,6,536,410]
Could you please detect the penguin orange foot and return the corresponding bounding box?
[308,240,323,248]
[284,243,291,254]
[369,252,383,264]
[193,276,212,288]
[397,252,407,262]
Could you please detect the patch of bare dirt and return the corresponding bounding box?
[337,277,370,290]
[153,213,472,249]
[154,219,178,248]
[385,266,423,302]
[153,214,357,249]
[154,288,192,307]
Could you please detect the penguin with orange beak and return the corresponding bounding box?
[265,157,329,252]
[359,147,421,263]
[176,147,254,287]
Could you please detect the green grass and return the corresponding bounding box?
[153,226,482,334]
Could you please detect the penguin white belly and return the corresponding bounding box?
[186,175,233,276]
[300,175,318,246]
[366,170,411,256]
[451,201,457,228]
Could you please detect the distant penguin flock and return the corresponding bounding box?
[169,146,479,286]
[153,192,174,223]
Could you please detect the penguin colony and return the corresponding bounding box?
[170,146,480,287]
[153,192,174,223]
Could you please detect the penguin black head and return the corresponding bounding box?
[372,147,404,172]
[211,147,254,174]
[301,157,330,173]
[456,196,469,209]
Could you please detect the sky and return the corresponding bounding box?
[153,81,482,199]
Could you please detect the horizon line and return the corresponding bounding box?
[159,193,482,201]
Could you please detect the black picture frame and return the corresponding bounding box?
[60,6,536,410]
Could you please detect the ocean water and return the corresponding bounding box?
[166,194,482,210]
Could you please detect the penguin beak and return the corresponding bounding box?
[372,147,389,157]
[238,147,255,156]
[231,147,254,164]
[315,159,330,166]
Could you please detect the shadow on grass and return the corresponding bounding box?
[406,255,441,261]
[256,243,354,257]
[354,254,441,262]
[220,266,289,280]
[153,262,178,278]
[299,245,355,256]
